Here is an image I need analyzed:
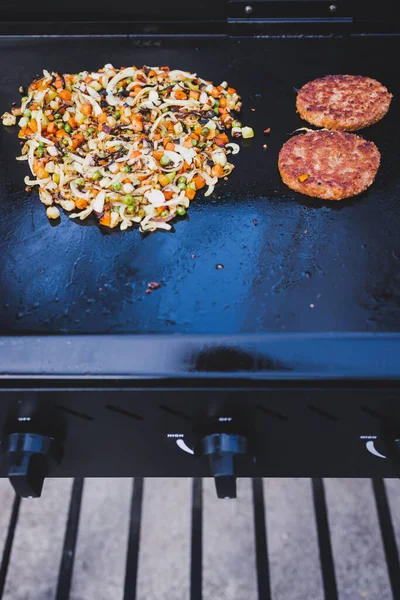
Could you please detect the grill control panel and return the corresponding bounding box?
[1,387,400,497]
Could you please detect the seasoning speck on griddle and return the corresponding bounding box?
[148,281,161,290]
[216,264,224,269]
[264,128,271,135]
[263,144,268,150]
[253,219,258,226]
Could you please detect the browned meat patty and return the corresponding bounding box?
[278,130,381,200]
[296,75,392,131]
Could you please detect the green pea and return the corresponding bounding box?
[64,123,72,134]
[138,208,146,218]
[92,170,101,181]
[123,194,135,205]
[115,111,121,119]
[54,113,61,120]
[192,139,198,146]
[36,148,44,157]
[61,137,69,146]
[125,205,136,214]
[188,181,197,191]
[201,127,210,137]
[88,127,95,134]
[121,165,131,173]
[126,77,133,84]
[198,142,206,150]
[23,108,32,118]
[232,120,242,129]
[177,182,187,190]
[57,122,64,129]
[160,155,170,166]
[176,205,186,216]
[112,181,122,191]
[76,178,85,187]
[38,141,45,148]
[21,96,28,102]
[177,176,187,184]
[214,99,220,108]
[160,210,169,218]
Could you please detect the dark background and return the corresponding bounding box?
[0,35,399,335]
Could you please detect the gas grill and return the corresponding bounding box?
[1,0,400,505]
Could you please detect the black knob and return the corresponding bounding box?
[201,433,249,499]
[3,433,63,498]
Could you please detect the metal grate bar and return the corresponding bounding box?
[55,478,84,600]
[0,495,21,600]
[372,478,400,598]
[312,478,338,600]
[123,478,144,600]
[190,478,203,600]
[252,478,271,600]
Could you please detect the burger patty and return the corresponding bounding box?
[278,130,381,201]
[296,75,392,131]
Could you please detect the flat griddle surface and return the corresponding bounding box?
[0,35,399,335]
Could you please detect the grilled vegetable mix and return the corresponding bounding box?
[1,65,253,232]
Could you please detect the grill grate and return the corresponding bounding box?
[1,478,400,599]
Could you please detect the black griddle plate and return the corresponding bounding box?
[0,35,399,335]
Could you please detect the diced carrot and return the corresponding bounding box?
[211,164,224,178]
[193,175,206,190]
[165,142,175,151]
[219,96,228,107]
[71,134,85,149]
[81,103,92,116]
[84,76,92,84]
[54,78,63,89]
[137,174,149,182]
[130,117,143,132]
[131,151,141,159]
[175,89,187,100]
[163,190,174,200]
[211,87,220,98]
[75,198,88,210]
[148,70,157,77]
[47,122,57,134]
[214,133,229,147]
[100,211,111,226]
[36,166,48,179]
[183,138,193,148]
[28,119,38,132]
[153,133,162,140]
[154,150,164,161]
[129,86,142,97]
[68,117,76,129]
[123,178,131,184]
[191,133,199,141]
[182,161,190,172]
[185,187,196,200]
[47,114,54,121]
[189,90,200,100]
[218,107,227,116]
[227,87,236,95]
[59,89,72,101]
[56,129,69,138]
[97,112,108,124]
[158,174,171,187]
[206,129,216,140]
[194,125,203,136]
